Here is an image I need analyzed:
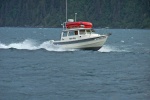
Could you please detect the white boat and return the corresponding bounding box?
[50,21,111,51]
[50,0,111,51]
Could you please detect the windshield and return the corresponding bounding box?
[63,31,67,37]
[86,30,91,34]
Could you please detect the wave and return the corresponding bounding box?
[0,39,74,52]
[99,45,130,52]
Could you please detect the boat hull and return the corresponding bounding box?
[80,47,102,51]
[52,35,108,51]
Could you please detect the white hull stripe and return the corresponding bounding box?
[54,36,106,45]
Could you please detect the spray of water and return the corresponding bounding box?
[0,39,73,51]
[99,45,129,52]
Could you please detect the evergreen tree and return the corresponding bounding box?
[0,0,150,28]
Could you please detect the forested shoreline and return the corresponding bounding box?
[0,0,150,28]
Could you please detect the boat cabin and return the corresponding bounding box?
[59,21,98,41]
[60,28,96,41]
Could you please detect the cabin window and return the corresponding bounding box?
[63,31,67,37]
[79,30,85,35]
[74,31,78,35]
[86,30,91,34]
[68,31,75,36]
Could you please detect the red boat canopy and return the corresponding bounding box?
[66,21,92,29]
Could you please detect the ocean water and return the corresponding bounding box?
[0,27,150,100]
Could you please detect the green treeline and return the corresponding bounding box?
[0,0,150,28]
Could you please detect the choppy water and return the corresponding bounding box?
[0,27,150,100]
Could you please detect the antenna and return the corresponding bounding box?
[66,0,67,22]
[75,13,77,22]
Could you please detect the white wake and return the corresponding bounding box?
[0,39,74,51]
